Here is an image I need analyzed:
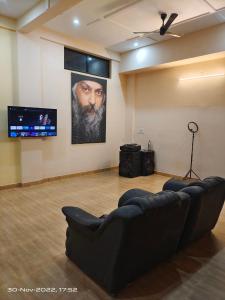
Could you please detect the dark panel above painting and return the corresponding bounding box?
[64,48,110,78]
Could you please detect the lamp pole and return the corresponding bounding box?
[183,122,201,180]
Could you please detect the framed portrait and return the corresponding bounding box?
[71,73,107,144]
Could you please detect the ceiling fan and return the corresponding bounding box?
[133,12,181,39]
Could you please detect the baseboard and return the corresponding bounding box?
[0,166,119,190]
[154,171,182,179]
[0,168,179,190]
[21,166,119,187]
[0,183,21,190]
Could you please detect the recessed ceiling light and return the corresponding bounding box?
[134,42,139,47]
[73,18,80,26]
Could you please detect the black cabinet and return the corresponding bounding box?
[141,150,155,176]
[119,148,155,178]
[119,151,141,178]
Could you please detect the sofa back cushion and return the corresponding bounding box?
[98,190,190,289]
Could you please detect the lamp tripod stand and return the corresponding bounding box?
[183,121,201,180]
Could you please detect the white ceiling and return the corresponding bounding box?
[0,0,40,19]
[45,0,225,53]
[1,0,225,52]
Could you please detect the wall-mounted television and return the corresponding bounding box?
[8,106,57,138]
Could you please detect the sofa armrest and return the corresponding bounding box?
[62,206,103,232]
[118,188,154,207]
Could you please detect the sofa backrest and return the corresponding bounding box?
[98,190,190,291]
[179,176,225,247]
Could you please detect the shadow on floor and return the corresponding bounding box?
[117,232,225,299]
[62,232,225,300]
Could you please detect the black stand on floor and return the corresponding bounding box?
[183,122,201,180]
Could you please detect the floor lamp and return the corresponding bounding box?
[183,121,201,180]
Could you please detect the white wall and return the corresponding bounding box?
[4,22,225,184]
[0,28,20,186]
[132,58,225,178]
[17,31,126,183]
[124,74,135,143]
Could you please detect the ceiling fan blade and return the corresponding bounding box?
[165,13,178,28]
[133,31,152,34]
[133,31,159,41]
[166,32,181,38]
[126,36,139,41]
[160,13,178,35]
[133,30,160,36]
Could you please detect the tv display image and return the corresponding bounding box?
[8,106,57,138]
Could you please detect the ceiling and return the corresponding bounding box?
[0,0,40,19]
[45,0,225,53]
[1,0,225,53]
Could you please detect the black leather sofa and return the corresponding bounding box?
[62,176,225,294]
[62,190,190,294]
[163,176,225,247]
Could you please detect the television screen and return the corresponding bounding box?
[8,106,57,138]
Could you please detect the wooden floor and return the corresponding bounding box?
[0,169,225,300]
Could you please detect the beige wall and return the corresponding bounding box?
[132,58,225,178]
[0,28,20,186]
[17,30,126,183]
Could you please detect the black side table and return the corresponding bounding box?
[141,150,155,176]
[119,151,141,178]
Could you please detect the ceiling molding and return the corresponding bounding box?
[86,0,142,27]
[0,15,16,31]
[202,0,225,12]
[171,12,210,28]
[17,0,82,33]
[0,25,16,32]
[104,0,142,19]
[202,0,217,11]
